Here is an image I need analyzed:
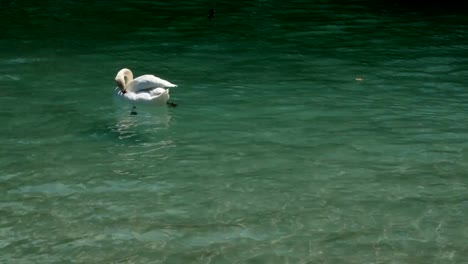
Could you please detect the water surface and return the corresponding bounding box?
[1,0,468,263]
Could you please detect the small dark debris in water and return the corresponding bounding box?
[130,106,138,115]
[167,102,177,108]
[208,8,215,19]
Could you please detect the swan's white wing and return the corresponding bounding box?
[149,87,168,97]
[127,75,177,92]
[148,88,170,104]
[118,88,170,105]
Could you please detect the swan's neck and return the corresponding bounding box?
[115,68,134,92]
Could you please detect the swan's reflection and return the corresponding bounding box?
[109,104,177,162]
[112,104,173,141]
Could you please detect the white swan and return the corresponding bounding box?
[114,68,177,113]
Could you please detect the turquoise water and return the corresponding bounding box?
[1,1,468,263]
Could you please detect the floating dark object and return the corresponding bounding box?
[130,106,138,115]
[208,8,215,19]
[167,102,177,108]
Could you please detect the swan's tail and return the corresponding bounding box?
[153,76,177,88]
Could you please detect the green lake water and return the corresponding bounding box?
[1,0,468,263]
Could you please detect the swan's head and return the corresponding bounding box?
[115,78,125,92]
[115,68,133,92]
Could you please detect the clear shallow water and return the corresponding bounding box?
[1,0,468,263]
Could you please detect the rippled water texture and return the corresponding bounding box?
[1,0,468,263]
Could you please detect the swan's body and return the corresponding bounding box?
[114,68,177,108]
